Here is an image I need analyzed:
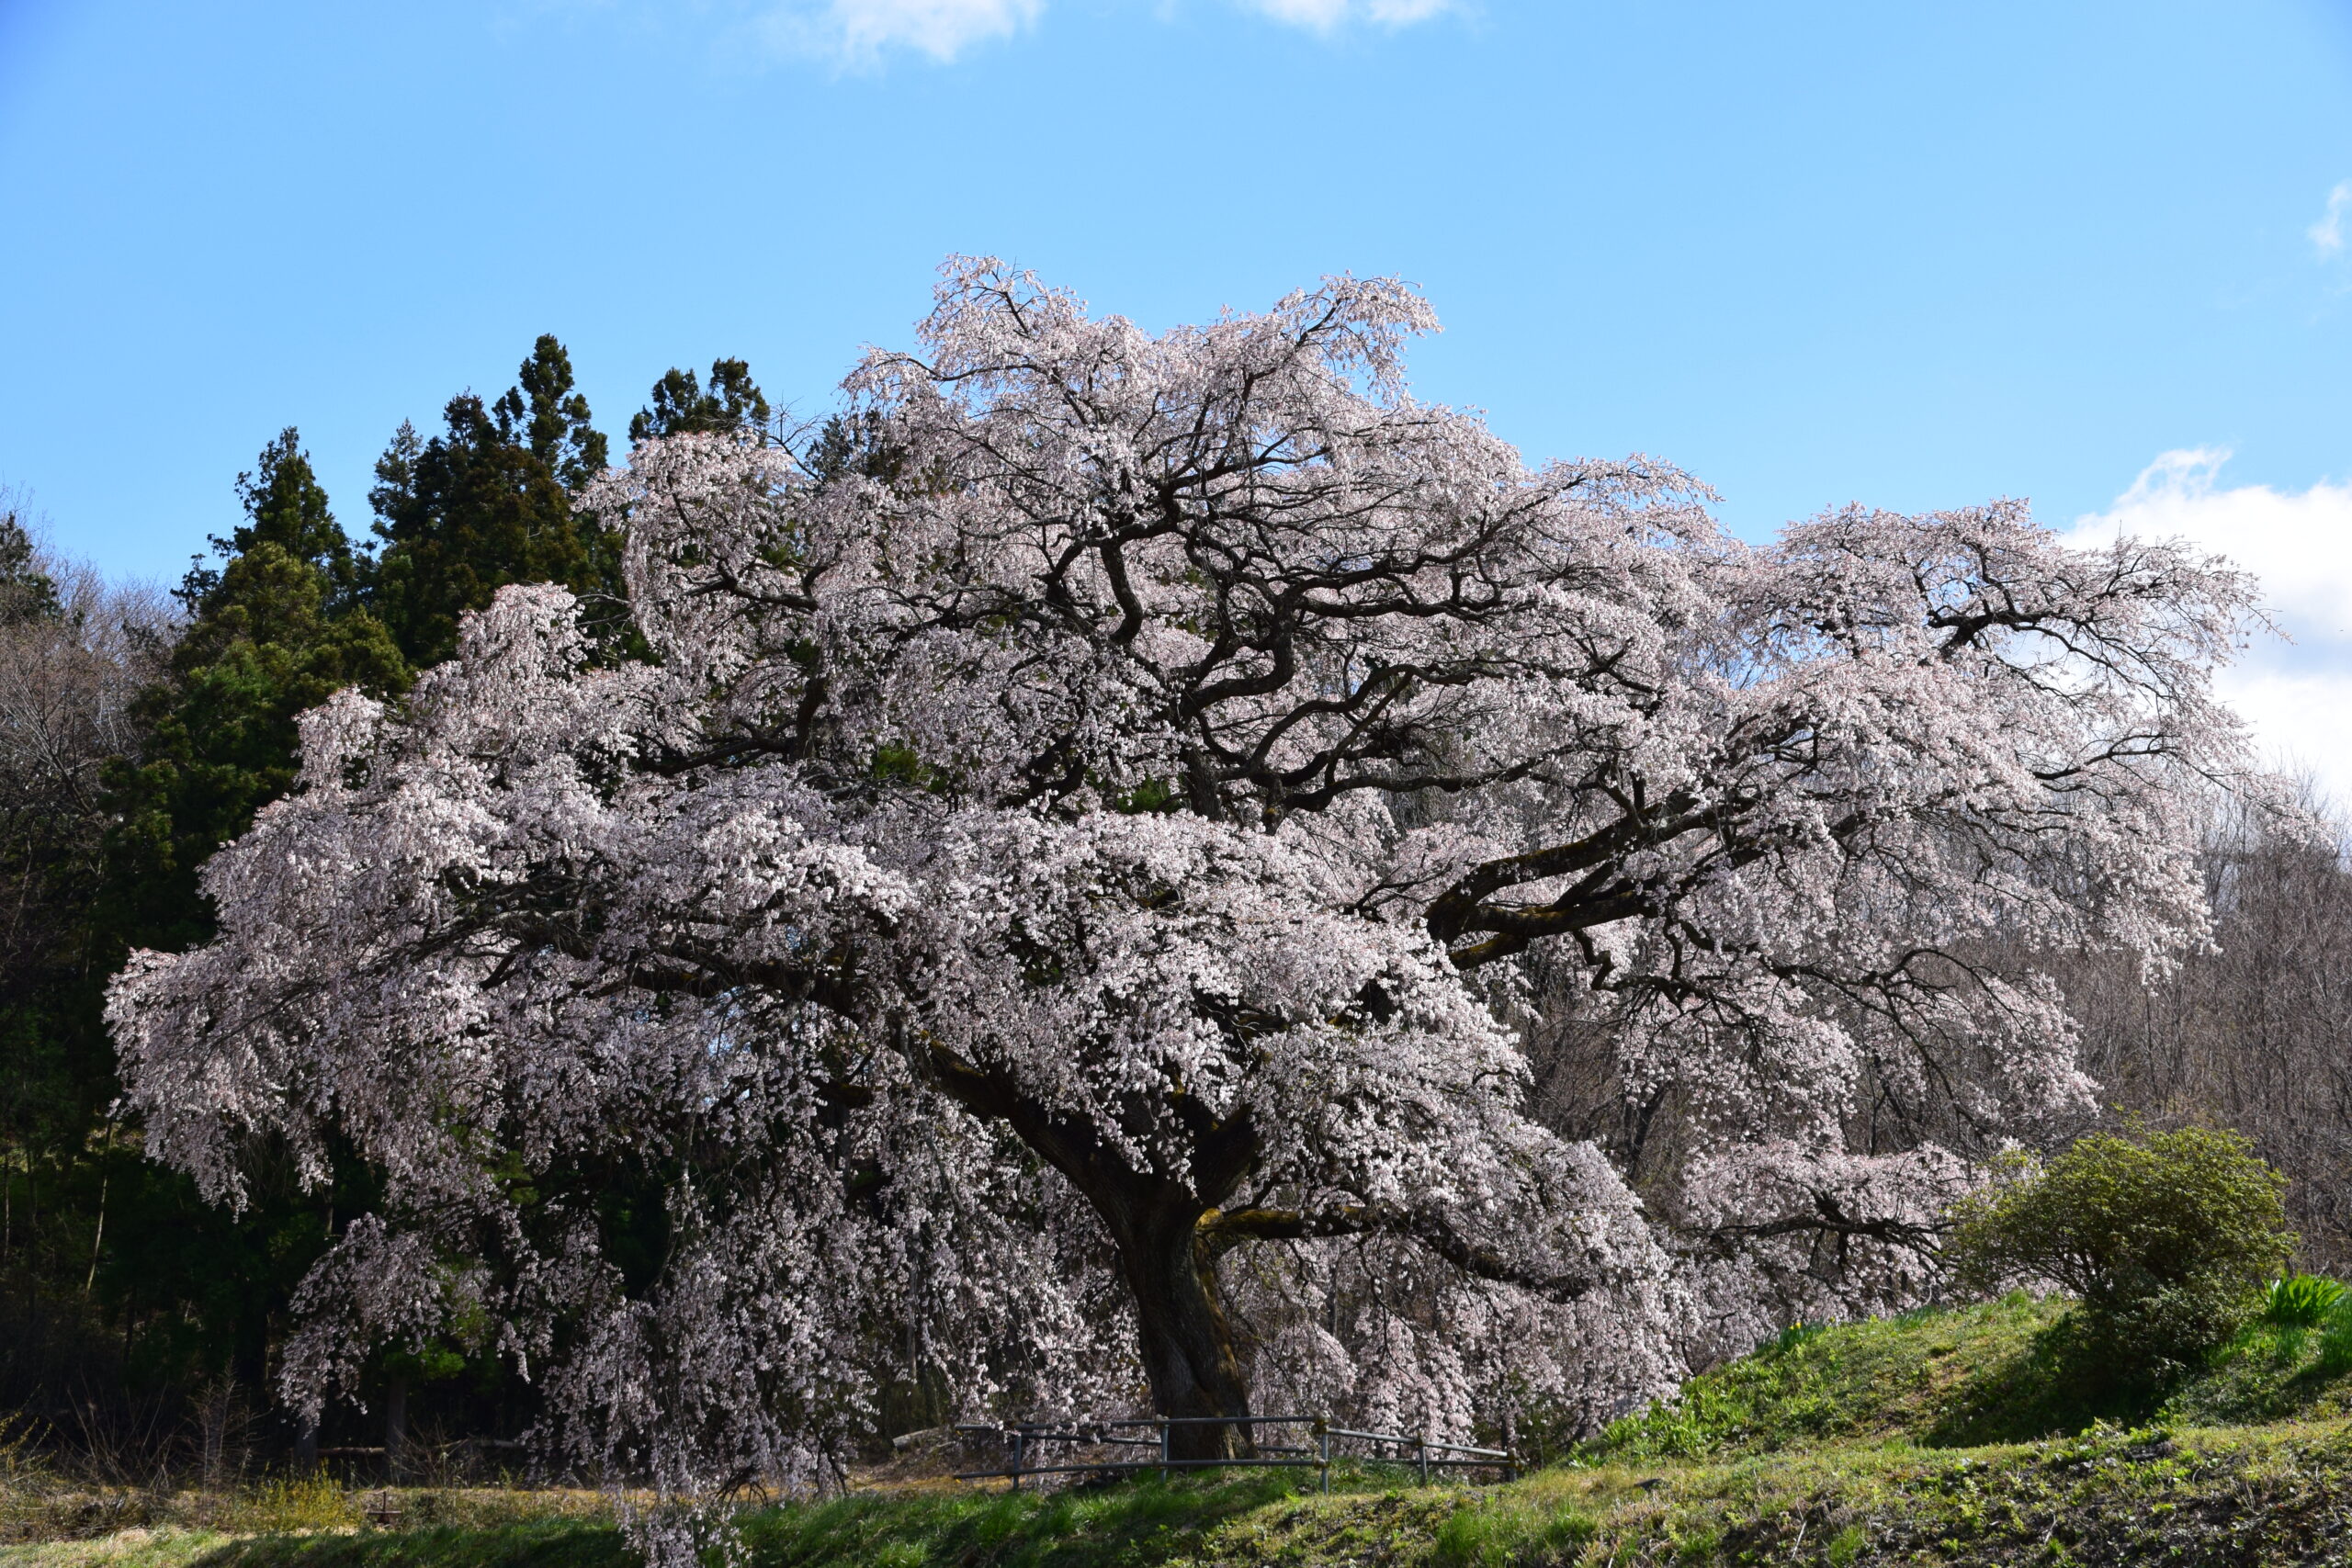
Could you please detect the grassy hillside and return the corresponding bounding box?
[1583,1294,2075,1460]
[1588,1289,2352,1460]
[19,1294,2352,1568]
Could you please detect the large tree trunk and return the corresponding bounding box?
[1101,1188,1252,1462]
[922,1047,1257,1459]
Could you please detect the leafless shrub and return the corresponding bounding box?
[195,1376,252,1493]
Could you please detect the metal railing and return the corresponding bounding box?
[950,1415,1516,1493]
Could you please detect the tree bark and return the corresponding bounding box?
[920,1041,1257,1459]
[1098,1188,1251,1461]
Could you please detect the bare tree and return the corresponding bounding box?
[0,492,175,1446]
[0,522,171,982]
[2065,784,2352,1270]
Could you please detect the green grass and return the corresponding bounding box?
[198,1521,632,1568]
[0,1532,242,1568]
[1583,1294,2075,1461]
[30,1428,2352,1568]
[734,1469,1321,1568]
[1590,1287,2352,1461]
[26,1295,2352,1567]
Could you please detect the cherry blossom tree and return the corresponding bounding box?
[109,260,2267,1495]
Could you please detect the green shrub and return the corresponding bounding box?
[1943,1125,2292,1391]
[2263,1273,2345,1326]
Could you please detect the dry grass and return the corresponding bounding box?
[0,1482,610,1551]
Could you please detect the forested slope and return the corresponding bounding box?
[0,349,763,1472]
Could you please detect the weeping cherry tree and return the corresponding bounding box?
[110,261,2267,1502]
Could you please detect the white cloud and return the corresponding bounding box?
[2311,180,2351,258]
[754,0,1042,64]
[1242,0,1453,30]
[747,0,1450,64]
[2065,448,2352,809]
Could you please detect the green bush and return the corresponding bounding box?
[2263,1273,2345,1327]
[1944,1125,2293,1391]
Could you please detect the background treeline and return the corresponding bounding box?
[6,334,2348,1483]
[1522,786,2352,1294]
[0,340,768,1485]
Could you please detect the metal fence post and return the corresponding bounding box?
[1417,1435,1429,1486]
[1316,1416,1330,1495]
[1012,1428,1025,1492]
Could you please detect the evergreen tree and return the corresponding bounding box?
[0,557,131,1428]
[233,428,363,604]
[0,506,104,1323]
[628,356,770,443]
[107,433,409,953]
[0,504,62,625]
[806,406,906,486]
[370,336,621,667]
[499,334,609,490]
[4,436,406,1444]
[99,434,407,1403]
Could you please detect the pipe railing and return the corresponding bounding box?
[949,1414,1515,1493]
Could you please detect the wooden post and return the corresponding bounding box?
[1316,1416,1330,1495]
[1417,1435,1429,1486]
[1011,1428,1025,1492]
[384,1375,409,1485]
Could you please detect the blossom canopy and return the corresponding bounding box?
[109,259,2269,1506]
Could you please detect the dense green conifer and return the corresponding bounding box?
[502,333,610,489]
[107,434,408,951]
[628,356,770,442]
[5,435,411,1437]
[0,506,62,624]
[370,337,621,666]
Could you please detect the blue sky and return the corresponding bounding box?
[6,0,2352,783]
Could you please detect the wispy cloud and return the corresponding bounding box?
[1241,0,1453,31]
[2311,180,2351,258]
[753,0,1043,64]
[2065,448,2352,808]
[748,0,1453,65]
